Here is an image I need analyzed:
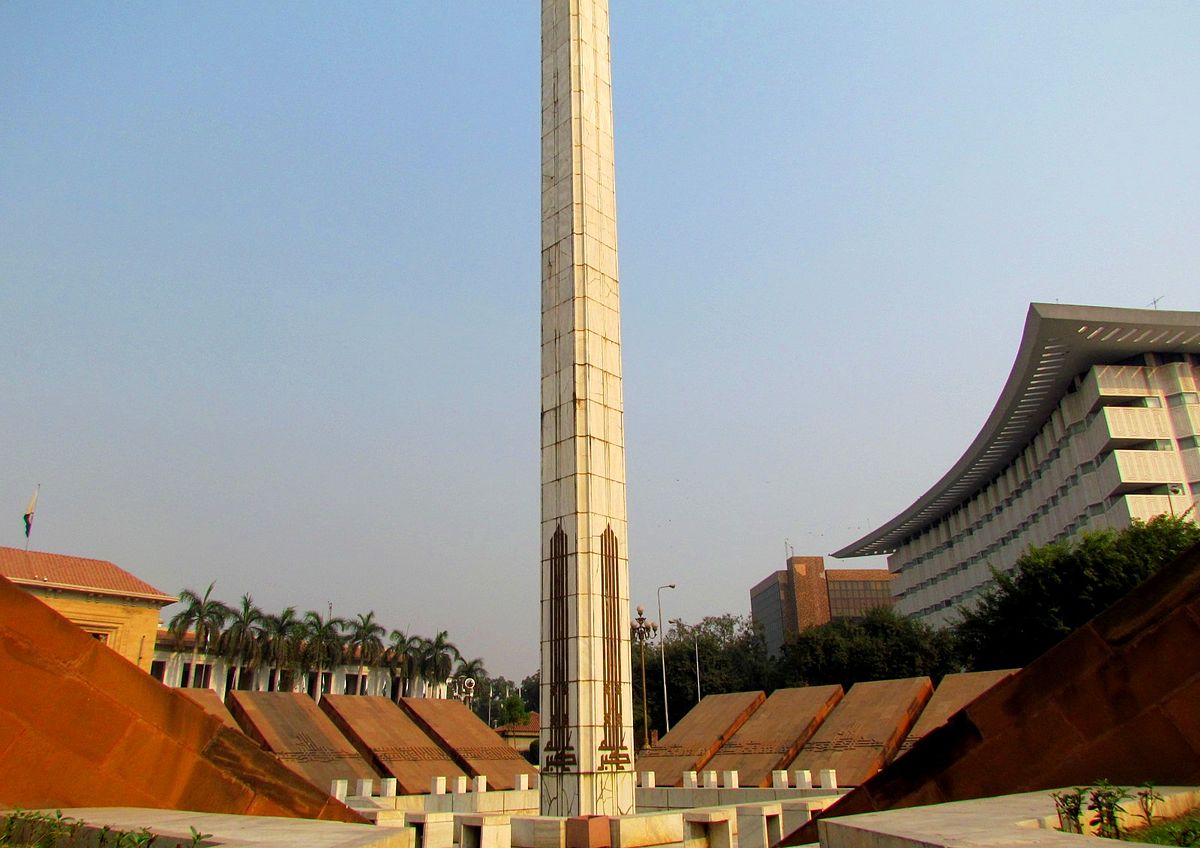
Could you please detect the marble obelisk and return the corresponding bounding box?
[539,0,635,818]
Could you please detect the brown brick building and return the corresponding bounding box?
[750,556,894,656]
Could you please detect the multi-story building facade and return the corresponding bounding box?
[835,303,1200,626]
[750,555,893,655]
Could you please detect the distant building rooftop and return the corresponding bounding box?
[0,546,176,605]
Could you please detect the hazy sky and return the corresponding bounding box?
[3,2,1198,678]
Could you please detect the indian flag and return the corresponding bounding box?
[23,486,38,538]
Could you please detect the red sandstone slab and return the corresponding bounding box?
[704,685,843,787]
[898,670,1016,754]
[178,688,241,732]
[321,694,466,793]
[792,676,932,786]
[228,692,379,792]
[0,575,363,822]
[634,691,766,786]
[399,697,537,790]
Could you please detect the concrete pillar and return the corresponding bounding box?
[771,770,789,789]
[794,769,812,790]
[331,779,348,802]
[819,768,837,790]
[538,0,635,818]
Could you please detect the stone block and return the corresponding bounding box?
[381,777,398,797]
[566,816,611,848]
[681,771,698,789]
[453,776,470,794]
[818,769,837,789]
[793,769,812,789]
[517,773,530,791]
[331,779,348,801]
[771,770,788,790]
[640,771,656,788]
[683,810,732,848]
[721,770,738,789]
[405,811,455,848]
[459,813,512,848]
[608,812,684,848]
[356,778,374,797]
[474,775,489,793]
[512,815,566,848]
[431,775,447,795]
[735,803,782,848]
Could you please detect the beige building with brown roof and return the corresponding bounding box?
[0,546,176,671]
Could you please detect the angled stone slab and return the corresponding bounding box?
[791,677,932,786]
[784,540,1200,846]
[703,685,843,787]
[179,688,241,732]
[228,692,379,793]
[321,694,466,794]
[634,691,765,787]
[898,669,1016,754]
[398,697,537,791]
[0,575,363,822]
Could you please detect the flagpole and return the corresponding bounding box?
[24,484,39,552]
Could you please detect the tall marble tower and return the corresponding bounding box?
[539,0,635,818]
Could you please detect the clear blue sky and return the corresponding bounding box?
[3,2,1197,678]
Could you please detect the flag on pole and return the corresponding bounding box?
[23,486,38,539]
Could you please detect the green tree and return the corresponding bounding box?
[774,607,958,690]
[420,630,460,698]
[519,671,539,714]
[300,610,346,700]
[387,629,423,700]
[955,515,1200,669]
[498,691,530,726]
[219,594,265,691]
[168,582,232,688]
[262,606,304,692]
[346,611,387,695]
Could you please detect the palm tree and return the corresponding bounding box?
[387,629,423,701]
[421,630,460,698]
[301,610,346,701]
[345,611,386,695]
[219,594,265,691]
[168,582,232,688]
[262,607,305,692]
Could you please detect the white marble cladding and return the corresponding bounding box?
[539,0,635,818]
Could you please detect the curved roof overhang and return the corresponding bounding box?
[834,302,1200,559]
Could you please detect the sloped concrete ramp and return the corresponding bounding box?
[179,688,242,732]
[634,691,765,786]
[0,575,362,822]
[321,694,466,793]
[229,692,380,793]
[897,669,1016,754]
[703,685,843,787]
[399,697,537,790]
[790,676,933,786]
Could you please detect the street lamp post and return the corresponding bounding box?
[657,583,676,733]
[630,606,657,749]
[670,618,701,704]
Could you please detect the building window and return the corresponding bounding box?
[150,660,167,682]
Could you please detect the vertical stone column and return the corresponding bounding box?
[539,0,634,818]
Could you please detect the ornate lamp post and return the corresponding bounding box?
[630,605,657,749]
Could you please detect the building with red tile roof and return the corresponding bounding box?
[0,546,175,671]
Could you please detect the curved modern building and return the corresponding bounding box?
[835,303,1200,626]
